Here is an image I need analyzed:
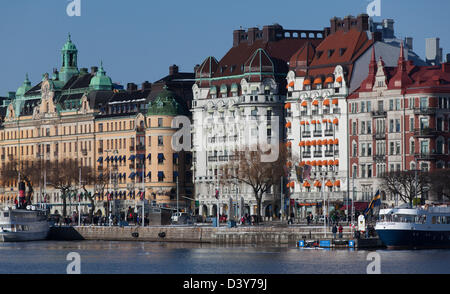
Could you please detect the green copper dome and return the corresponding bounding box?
[89,62,113,91]
[62,33,77,52]
[15,74,32,97]
[147,86,180,116]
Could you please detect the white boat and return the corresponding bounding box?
[375,205,450,249]
[0,206,50,242]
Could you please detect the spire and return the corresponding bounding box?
[368,46,377,75]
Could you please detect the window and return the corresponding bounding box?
[353,142,357,157]
[158,118,163,127]
[361,121,366,134]
[361,143,366,157]
[368,165,372,178]
[361,101,365,113]
[367,122,372,134]
[389,99,394,111]
[395,99,401,110]
[158,136,163,146]
[390,142,395,155]
[410,118,414,132]
[367,101,372,112]
[396,142,401,155]
[352,122,357,135]
[410,140,415,154]
[395,119,401,132]
[389,120,394,133]
[368,143,372,156]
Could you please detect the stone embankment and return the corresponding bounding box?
[48,225,384,248]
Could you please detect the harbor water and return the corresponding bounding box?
[0,241,449,274]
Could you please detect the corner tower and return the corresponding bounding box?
[59,33,79,83]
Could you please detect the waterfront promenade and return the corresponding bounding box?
[48,223,383,248]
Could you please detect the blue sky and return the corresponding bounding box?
[0,0,449,95]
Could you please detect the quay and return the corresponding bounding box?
[48,224,385,248]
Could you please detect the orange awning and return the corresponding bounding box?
[289,81,295,87]
[334,139,339,145]
[311,140,317,146]
[300,121,305,125]
[326,180,333,187]
[312,100,319,106]
[306,141,311,146]
[314,180,322,187]
[336,76,343,83]
[290,182,295,188]
[328,160,334,166]
[306,161,311,165]
[328,139,334,145]
[323,99,330,106]
[311,120,316,124]
[317,160,322,166]
[334,180,341,187]
[316,140,322,145]
[300,161,306,167]
[325,76,334,84]
[299,141,305,147]
[286,121,292,128]
[323,119,328,123]
[334,159,340,166]
[313,77,322,84]
[311,161,317,166]
[303,79,311,85]
[303,181,311,188]
[333,118,339,125]
[287,161,292,167]
[286,141,292,147]
[301,101,308,107]
[284,103,291,109]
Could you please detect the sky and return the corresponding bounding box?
[0,0,449,95]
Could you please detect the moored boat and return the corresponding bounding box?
[0,206,50,242]
[375,205,450,249]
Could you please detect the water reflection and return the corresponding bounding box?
[0,241,448,274]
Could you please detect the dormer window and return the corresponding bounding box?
[340,48,347,56]
[328,49,335,58]
[317,51,323,59]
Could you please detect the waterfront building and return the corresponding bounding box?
[0,35,194,217]
[285,14,427,218]
[348,44,450,205]
[191,24,324,218]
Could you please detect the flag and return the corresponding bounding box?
[303,165,312,180]
[215,189,219,199]
[364,190,382,217]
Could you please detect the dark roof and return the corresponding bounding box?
[62,73,94,90]
[154,72,195,83]
[24,82,42,97]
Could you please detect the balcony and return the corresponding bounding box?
[324,129,334,136]
[415,152,439,161]
[371,110,387,118]
[129,146,135,152]
[311,109,319,116]
[1,155,4,160]
[136,144,145,151]
[373,155,386,162]
[98,148,103,154]
[81,149,88,156]
[332,108,341,114]
[302,131,311,138]
[218,156,229,162]
[314,151,323,158]
[334,150,339,156]
[373,133,386,140]
[324,150,334,157]
[323,108,330,115]
[208,156,218,162]
[136,127,145,133]
[292,191,346,201]
[300,111,308,116]
[302,151,311,158]
[414,107,437,115]
[414,128,438,138]
[313,130,322,137]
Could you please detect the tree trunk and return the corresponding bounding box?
[255,192,263,224]
[62,193,67,217]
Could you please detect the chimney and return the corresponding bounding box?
[447,53,450,63]
[169,64,179,75]
[141,81,152,90]
[263,25,281,43]
[343,16,352,32]
[194,64,200,75]
[330,17,339,34]
[356,14,369,32]
[426,38,441,65]
[442,61,450,74]
[382,19,395,39]
[405,37,413,50]
[372,32,382,42]
[91,66,98,74]
[233,29,245,47]
[248,27,258,45]
[127,83,138,91]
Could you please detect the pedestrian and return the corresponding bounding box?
[338,225,343,239]
[332,224,337,239]
[306,214,310,225]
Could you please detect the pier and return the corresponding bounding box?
[48,224,385,248]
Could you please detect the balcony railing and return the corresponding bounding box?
[414,128,438,138]
[208,156,218,162]
[373,133,386,140]
[218,156,229,162]
[300,111,308,116]
[292,191,346,201]
[314,151,323,157]
[98,148,103,154]
[334,150,339,156]
[415,152,440,161]
[373,155,386,162]
[371,110,387,117]
[81,149,88,156]
[302,151,311,158]
[414,107,437,115]
[313,130,322,137]
[324,150,334,157]
[323,108,330,115]
[302,131,311,138]
[136,144,145,151]
[129,146,135,152]
[324,129,334,136]
[332,108,341,114]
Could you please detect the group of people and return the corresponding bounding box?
[331,224,344,239]
[240,213,258,225]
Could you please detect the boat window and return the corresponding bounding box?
[3,212,9,217]
[415,215,427,224]
[432,216,449,224]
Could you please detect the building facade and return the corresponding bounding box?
[348,44,450,205]
[0,36,194,217]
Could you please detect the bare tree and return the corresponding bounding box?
[222,143,287,222]
[428,169,450,202]
[381,170,430,206]
[47,159,82,217]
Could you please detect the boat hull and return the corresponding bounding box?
[376,229,450,249]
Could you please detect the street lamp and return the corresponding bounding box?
[105,149,118,226]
